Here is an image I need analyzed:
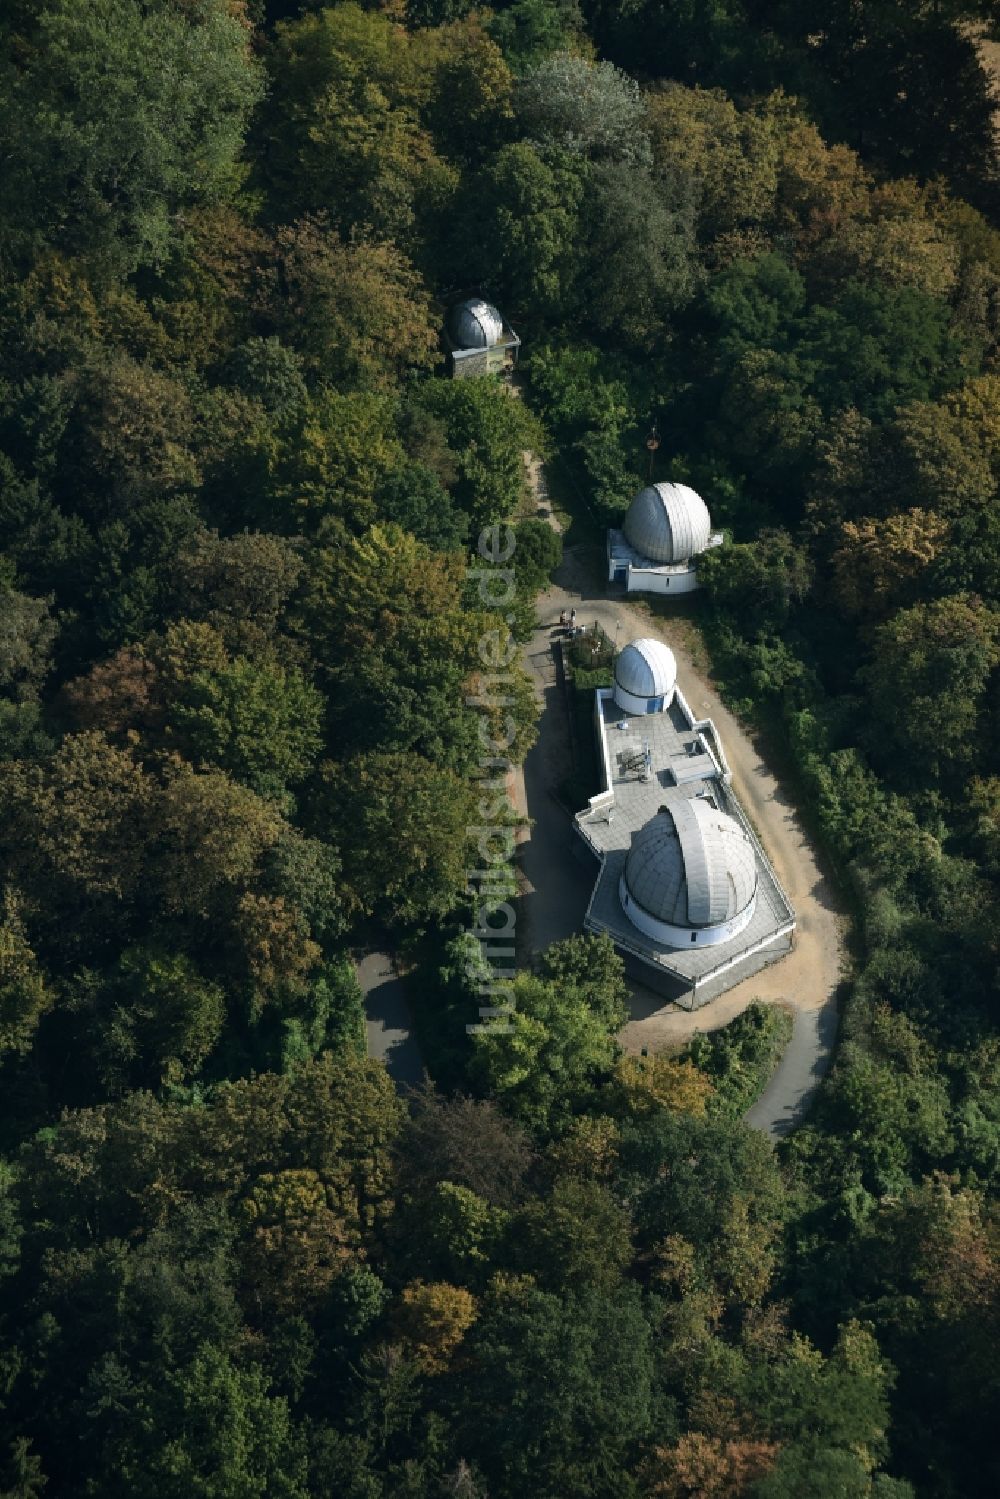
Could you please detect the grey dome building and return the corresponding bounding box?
[449,299,505,349]
[444,297,520,379]
[608,481,721,594]
[613,638,676,715]
[619,796,758,948]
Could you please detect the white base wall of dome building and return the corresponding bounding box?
[612,682,675,716]
[618,872,757,949]
[624,564,700,594]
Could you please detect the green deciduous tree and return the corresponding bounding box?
[320,751,478,930]
[469,965,623,1133]
[262,829,345,949]
[375,464,470,553]
[508,1177,632,1292]
[580,163,697,346]
[0,893,52,1059]
[162,642,325,801]
[646,83,780,246]
[488,0,589,76]
[472,142,585,311]
[18,1049,401,1251]
[538,932,629,1030]
[699,528,812,632]
[395,1180,502,1284]
[514,52,651,166]
[0,565,57,698]
[268,218,438,390]
[75,353,200,498]
[453,1280,654,1499]
[747,1321,902,1498]
[0,0,263,277]
[149,760,286,922]
[513,517,562,594]
[800,280,976,422]
[226,388,403,535]
[170,528,305,648]
[79,945,225,1091]
[819,1008,955,1192]
[861,594,1000,782]
[260,3,454,245]
[415,380,546,533]
[0,730,150,907]
[891,373,1000,517]
[621,1111,786,1310]
[87,1341,308,1499]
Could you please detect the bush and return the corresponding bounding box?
[686,1002,793,1119]
[515,518,563,593]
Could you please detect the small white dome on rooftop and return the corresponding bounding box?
[614,638,676,706]
[623,481,712,565]
[623,797,756,932]
[449,298,505,350]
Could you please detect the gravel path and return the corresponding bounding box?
[517,534,845,1137]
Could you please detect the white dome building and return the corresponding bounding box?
[449,298,505,350]
[608,481,721,594]
[624,482,712,564]
[613,638,676,716]
[618,797,757,948]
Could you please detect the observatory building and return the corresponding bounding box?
[443,297,520,379]
[620,800,758,949]
[574,635,794,1007]
[608,481,723,594]
[613,637,677,716]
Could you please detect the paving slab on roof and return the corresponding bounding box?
[581,696,713,855]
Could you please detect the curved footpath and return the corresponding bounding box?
[515,545,846,1138]
[359,951,424,1090]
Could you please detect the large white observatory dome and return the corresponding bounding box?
[449,298,505,350]
[619,797,757,947]
[623,482,712,565]
[613,638,676,715]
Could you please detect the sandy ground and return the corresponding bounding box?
[513,480,846,1134]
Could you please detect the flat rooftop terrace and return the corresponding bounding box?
[575,689,794,1006]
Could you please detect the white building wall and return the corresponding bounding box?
[625,565,700,595]
[612,682,675,716]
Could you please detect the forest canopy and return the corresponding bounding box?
[0,2,997,1496]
